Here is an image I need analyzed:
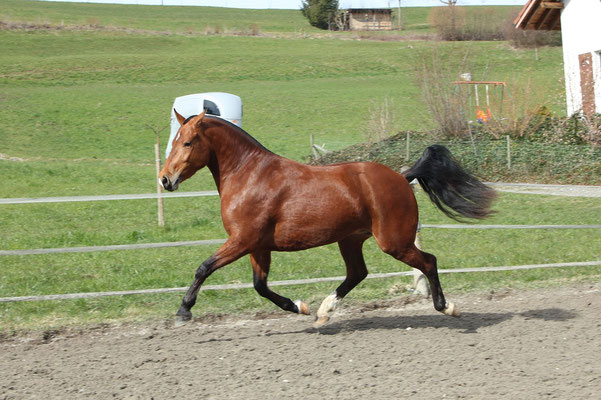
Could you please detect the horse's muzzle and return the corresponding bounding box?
[161,175,179,192]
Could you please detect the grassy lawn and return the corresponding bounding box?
[1,1,598,332]
[2,191,600,332]
[0,30,564,196]
[1,0,316,33]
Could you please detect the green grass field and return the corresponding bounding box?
[1,0,315,33]
[2,190,600,331]
[0,28,564,197]
[1,1,598,332]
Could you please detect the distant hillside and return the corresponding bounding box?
[0,0,315,33]
[1,0,521,37]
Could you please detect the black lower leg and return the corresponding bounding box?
[253,274,299,313]
[426,273,447,312]
[419,251,446,311]
[336,236,369,299]
[398,248,447,312]
[335,273,367,300]
[176,255,217,320]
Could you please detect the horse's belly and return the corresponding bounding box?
[271,227,343,251]
[271,204,368,251]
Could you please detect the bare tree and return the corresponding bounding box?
[440,0,458,39]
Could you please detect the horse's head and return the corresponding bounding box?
[159,109,211,191]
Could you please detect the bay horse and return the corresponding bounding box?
[159,110,496,327]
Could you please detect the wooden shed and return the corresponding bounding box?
[345,8,393,31]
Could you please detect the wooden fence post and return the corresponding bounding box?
[145,121,169,227]
[310,134,318,159]
[468,121,478,156]
[154,142,165,227]
[506,135,511,170]
[310,135,329,158]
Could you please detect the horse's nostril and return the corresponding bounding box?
[162,176,169,186]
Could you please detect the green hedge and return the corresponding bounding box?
[310,133,601,185]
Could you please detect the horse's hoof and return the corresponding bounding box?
[174,315,191,327]
[174,308,192,327]
[443,302,461,318]
[313,316,330,328]
[295,300,310,315]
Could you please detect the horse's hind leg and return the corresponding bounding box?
[405,246,459,317]
[380,241,460,318]
[314,235,369,328]
[250,251,310,315]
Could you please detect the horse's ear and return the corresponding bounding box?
[174,109,186,126]
[195,110,206,127]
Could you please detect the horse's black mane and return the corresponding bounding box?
[183,114,271,153]
[182,115,196,125]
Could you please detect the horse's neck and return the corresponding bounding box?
[205,122,271,190]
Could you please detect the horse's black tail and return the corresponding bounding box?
[403,145,496,221]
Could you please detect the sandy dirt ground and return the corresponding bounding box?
[2,283,601,399]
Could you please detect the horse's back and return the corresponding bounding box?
[337,161,417,218]
[269,160,417,249]
[314,161,414,205]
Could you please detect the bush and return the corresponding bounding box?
[428,6,560,44]
[414,45,471,138]
[429,6,507,41]
[505,27,562,48]
[504,10,562,48]
[301,0,338,30]
[362,97,399,143]
[520,112,601,146]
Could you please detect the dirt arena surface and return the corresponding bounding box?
[2,283,600,399]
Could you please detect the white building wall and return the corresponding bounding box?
[561,0,601,115]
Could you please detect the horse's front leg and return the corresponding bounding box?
[176,239,248,324]
[250,251,310,315]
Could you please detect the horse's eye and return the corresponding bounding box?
[184,142,192,147]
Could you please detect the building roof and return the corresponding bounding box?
[339,1,393,9]
[514,0,563,31]
[346,8,392,12]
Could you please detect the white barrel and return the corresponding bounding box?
[166,92,242,158]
